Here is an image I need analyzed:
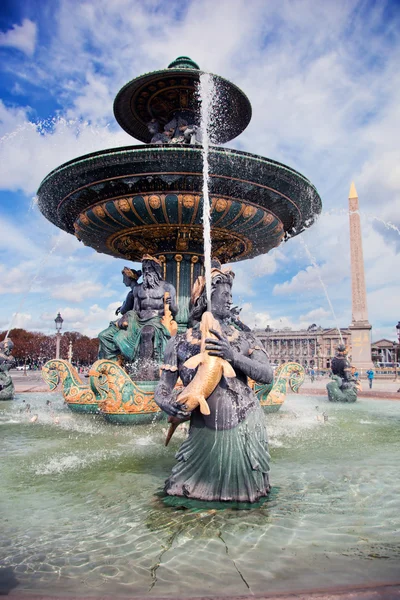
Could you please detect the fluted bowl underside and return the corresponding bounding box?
[37,144,322,263]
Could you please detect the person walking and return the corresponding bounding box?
[366,368,374,389]
[310,368,315,383]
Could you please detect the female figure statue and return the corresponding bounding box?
[154,266,273,504]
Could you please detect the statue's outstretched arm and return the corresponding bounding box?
[120,290,134,315]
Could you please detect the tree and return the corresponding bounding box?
[0,329,99,366]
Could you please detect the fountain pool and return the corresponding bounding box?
[1,393,399,597]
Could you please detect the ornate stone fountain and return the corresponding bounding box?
[38,56,321,422]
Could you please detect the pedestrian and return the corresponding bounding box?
[310,368,315,383]
[366,368,374,389]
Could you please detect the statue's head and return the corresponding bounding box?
[142,255,163,289]
[121,267,142,287]
[0,338,14,355]
[147,119,160,135]
[190,261,235,323]
[337,344,348,356]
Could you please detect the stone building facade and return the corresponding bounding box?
[371,339,397,364]
[253,325,351,370]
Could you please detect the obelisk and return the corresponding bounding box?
[348,182,373,370]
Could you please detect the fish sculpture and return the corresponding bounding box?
[165,311,236,446]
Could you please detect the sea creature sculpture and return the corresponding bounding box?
[176,311,236,414]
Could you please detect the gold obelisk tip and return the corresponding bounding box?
[349,181,358,199]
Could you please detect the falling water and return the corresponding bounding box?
[363,213,400,237]
[199,73,216,311]
[5,239,60,339]
[299,237,344,344]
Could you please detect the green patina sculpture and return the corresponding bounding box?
[0,339,15,400]
[326,344,359,403]
[98,255,177,379]
[155,266,274,504]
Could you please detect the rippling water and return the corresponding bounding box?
[1,393,399,597]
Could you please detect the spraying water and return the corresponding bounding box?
[363,213,400,237]
[198,73,216,311]
[299,238,344,344]
[5,239,60,339]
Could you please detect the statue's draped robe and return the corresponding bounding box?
[156,327,271,503]
[98,310,171,362]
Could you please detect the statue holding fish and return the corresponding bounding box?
[155,264,274,504]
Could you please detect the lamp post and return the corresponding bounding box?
[55,312,63,359]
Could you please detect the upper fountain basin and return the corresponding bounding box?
[37,144,322,263]
[113,57,252,144]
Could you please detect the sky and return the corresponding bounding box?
[0,0,399,342]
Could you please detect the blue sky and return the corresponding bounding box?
[0,0,399,341]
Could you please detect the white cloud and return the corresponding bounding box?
[6,312,32,330]
[0,111,133,195]
[51,280,110,303]
[299,307,331,325]
[40,302,119,336]
[0,19,37,57]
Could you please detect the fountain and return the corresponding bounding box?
[1,55,399,599]
[37,56,319,421]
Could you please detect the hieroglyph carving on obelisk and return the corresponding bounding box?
[348,182,373,369]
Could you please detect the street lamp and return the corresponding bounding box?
[55,312,63,359]
[393,341,398,381]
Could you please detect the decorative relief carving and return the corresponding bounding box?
[214,199,229,212]
[263,213,275,226]
[182,194,195,209]
[93,205,106,218]
[243,205,257,219]
[79,213,90,225]
[118,198,131,212]
[149,194,161,209]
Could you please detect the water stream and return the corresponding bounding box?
[198,73,215,310]
[299,238,344,344]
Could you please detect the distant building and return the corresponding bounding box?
[253,324,351,370]
[371,339,397,364]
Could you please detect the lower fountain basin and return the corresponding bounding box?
[1,393,399,597]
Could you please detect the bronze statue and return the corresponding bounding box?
[0,338,15,400]
[98,256,178,379]
[327,344,359,402]
[98,266,141,362]
[146,119,172,144]
[155,264,273,504]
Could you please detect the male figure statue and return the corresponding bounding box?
[327,344,358,402]
[98,266,142,362]
[98,256,178,378]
